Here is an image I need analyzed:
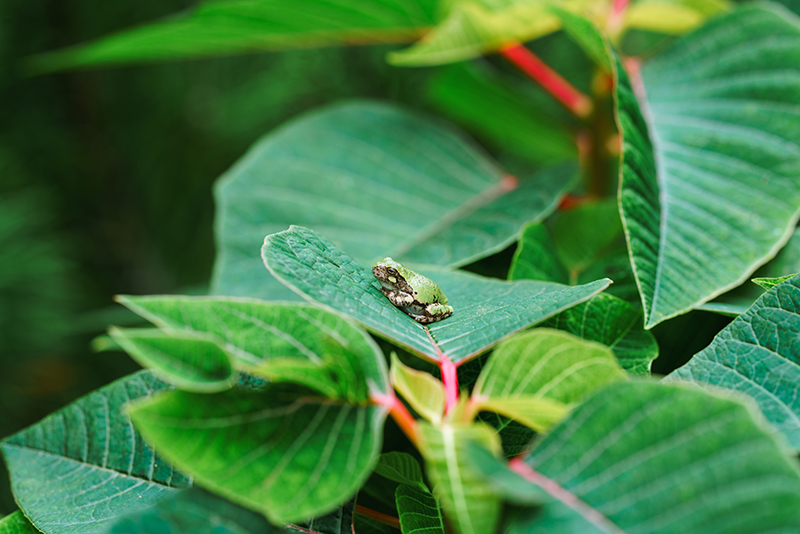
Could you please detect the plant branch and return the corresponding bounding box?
[606,0,631,42]
[500,42,593,118]
[422,326,459,413]
[355,505,402,529]
[370,390,419,445]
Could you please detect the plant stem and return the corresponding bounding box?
[440,354,459,415]
[422,326,459,413]
[370,391,419,445]
[355,505,402,529]
[606,0,631,41]
[500,42,593,118]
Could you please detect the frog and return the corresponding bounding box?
[372,257,454,324]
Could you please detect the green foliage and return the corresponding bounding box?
[667,273,800,449]
[214,102,575,301]
[8,1,800,533]
[616,4,800,328]
[262,226,610,364]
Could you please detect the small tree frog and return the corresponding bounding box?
[372,257,454,324]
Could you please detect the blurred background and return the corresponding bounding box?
[0,0,437,513]
[2,0,797,515]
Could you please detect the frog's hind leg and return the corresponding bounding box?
[408,313,438,324]
[383,290,415,308]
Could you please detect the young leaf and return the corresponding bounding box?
[543,293,658,375]
[752,274,798,291]
[395,485,445,534]
[374,452,427,491]
[129,384,387,525]
[666,273,800,449]
[701,228,800,315]
[27,0,438,74]
[417,423,501,534]
[109,327,236,393]
[0,512,38,534]
[616,4,800,327]
[624,0,730,35]
[475,381,800,533]
[0,371,190,534]
[390,354,445,424]
[388,0,601,66]
[262,226,611,364]
[471,329,627,431]
[213,102,575,300]
[116,296,390,402]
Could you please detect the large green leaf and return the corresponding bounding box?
[417,423,501,534]
[374,452,427,491]
[471,329,627,431]
[666,274,800,449]
[395,485,445,534]
[262,226,611,364]
[108,488,355,533]
[0,513,37,534]
[28,0,438,73]
[475,381,800,533]
[108,327,237,393]
[213,102,575,301]
[1,371,190,534]
[700,228,800,316]
[617,4,800,327]
[129,384,387,525]
[107,488,284,534]
[389,0,602,66]
[543,293,658,375]
[117,296,390,402]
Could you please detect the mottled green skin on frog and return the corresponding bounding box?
[372,257,453,324]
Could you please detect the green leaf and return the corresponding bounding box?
[27,0,438,74]
[666,273,800,449]
[388,0,600,66]
[213,101,575,301]
[0,513,38,534]
[417,422,501,534]
[374,452,427,491]
[624,0,730,35]
[109,327,236,393]
[508,223,569,284]
[107,488,287,534]
[390,354,445,424]
[129,384,387,525]
[752,274,798,291]
[476,381,800,533]
[701,229,800,315]
[617,5,800,327]
[395,485,445,534]
[425,63,576,165]
[1,371,190,534]
[117,296,390,402]
[543,293,658,375]
[472,329,627,430]
[262,226,611,364]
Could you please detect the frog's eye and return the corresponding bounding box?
[387,267,397,275]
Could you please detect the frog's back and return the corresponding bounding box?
[408,271,448,304]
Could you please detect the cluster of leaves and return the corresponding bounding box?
[4,1,800,533]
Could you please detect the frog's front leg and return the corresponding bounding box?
[381,289,415,308]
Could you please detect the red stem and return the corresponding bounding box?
[355,505,402,529]
[370,391,419,445]
[440,355,459,415]
[500,43,592,118]
[509,458,624,534]
[606,0,631,41]
[422,326,459,414]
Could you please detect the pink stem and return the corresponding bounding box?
[370,391,419,445]
[500,43,592,118]
[509,458,624,534]
[440,355,459,415]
